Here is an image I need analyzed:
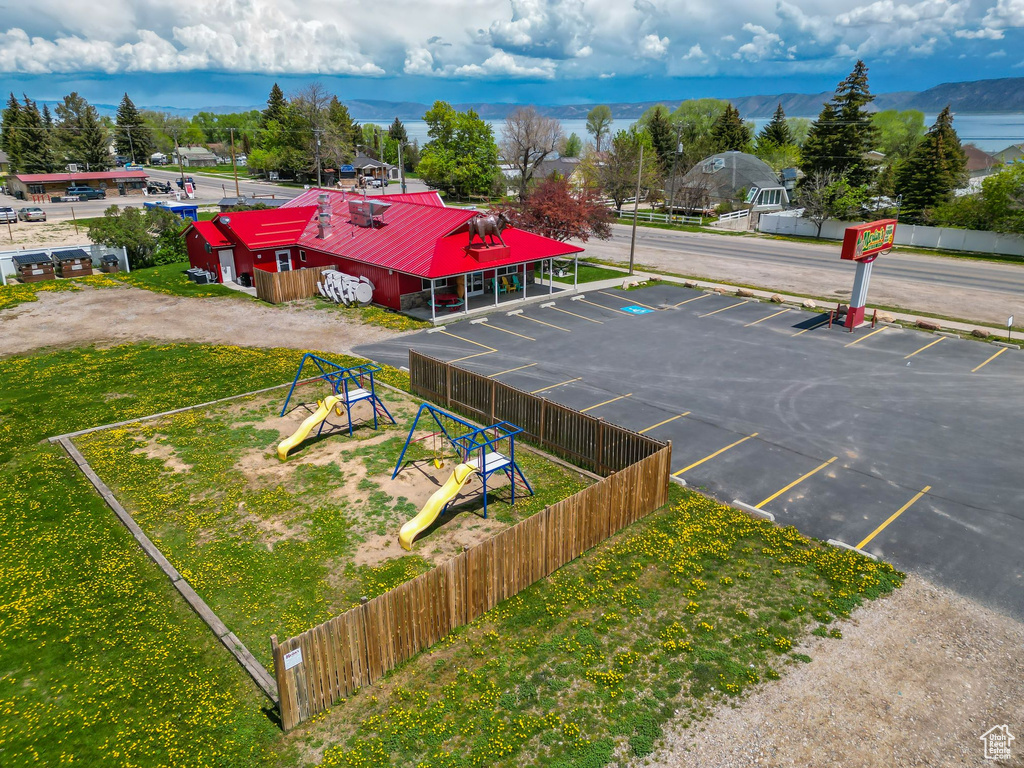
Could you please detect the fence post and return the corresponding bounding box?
[540,398,547,448]
[490,379,496,424]
[596,419,605,475]
[445,362,452,406]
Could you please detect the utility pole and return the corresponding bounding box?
[173,132,186,190]
[398,141,407,194]
[628,144,644,276]
[666,123,683,226]
[230,128,240,198]
[314,129,323,188]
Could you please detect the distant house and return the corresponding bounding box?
[0,150,10,175]
[351,153,399,183]
[7,170,148,201]
[993,143,1024,165]
[533,157,584,187]
[669,151,789,213]
[964,144,998,178]
[175,147,219,167]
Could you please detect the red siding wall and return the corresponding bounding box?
[299,248,409,309]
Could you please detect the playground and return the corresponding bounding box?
[73,354,592,670]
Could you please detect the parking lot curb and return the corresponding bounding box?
[827,539,878,560]
[732,500,775,522]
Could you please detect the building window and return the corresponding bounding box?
[28,184,45,195]
[299,250,307,262]
[422,278,451,290]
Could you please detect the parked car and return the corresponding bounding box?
[0,206,17,223]
[368,178,383,188]
[175,176,196,190]
[147,181,172,194]
[65,186,106,200]
[17,207,46,222]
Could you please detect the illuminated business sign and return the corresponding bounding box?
[840,219,897,261]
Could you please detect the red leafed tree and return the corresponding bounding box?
[499,176,612,242]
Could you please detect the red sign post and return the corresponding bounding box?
[839,219,897,328]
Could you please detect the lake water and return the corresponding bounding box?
[390,114,1024,154]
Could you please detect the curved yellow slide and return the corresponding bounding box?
[399,461,478,550]
[277,396,343,460]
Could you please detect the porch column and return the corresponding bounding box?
[494,270,498,307]
[549,258,553,295]
[573,255,578,291]
[464,273,469,315]
[522,262,527,301]
[430,279,436,323]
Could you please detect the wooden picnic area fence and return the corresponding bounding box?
[253,265,330,304]
[272,442,671,730]
[408,350,663,476]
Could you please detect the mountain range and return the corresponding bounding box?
[71,76,1024,121]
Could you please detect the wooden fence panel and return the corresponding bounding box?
[253,265,331,304]
[272,440,671,730]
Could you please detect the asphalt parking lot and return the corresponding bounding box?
[357,283,1024,620]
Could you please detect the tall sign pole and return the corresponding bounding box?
[628,144,644,276]
[840,219,897,329]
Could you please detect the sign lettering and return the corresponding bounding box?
[284,648,303,670]
[841,219,898,261]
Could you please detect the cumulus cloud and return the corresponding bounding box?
[733,23,787,61]
[484,0,594,59]
[682,43,707,60]
[453,51,556,78]
[639,34,670,58]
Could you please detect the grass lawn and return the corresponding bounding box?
[550,263,629,285]
[0,341,902,768]
[75,385,591,670]
[309,297,431,332]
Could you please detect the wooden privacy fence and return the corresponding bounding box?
[253,265,330,304]
[272,443,671,730]
[409,350,663,476]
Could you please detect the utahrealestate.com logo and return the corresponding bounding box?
[980,725,1014,761]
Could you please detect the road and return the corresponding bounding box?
[582,223,1024,326]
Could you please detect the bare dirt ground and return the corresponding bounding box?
[645,577,1024,768]
[0,219,93,251]
[0,284,398,356]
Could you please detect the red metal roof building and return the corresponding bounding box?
[185,188,584,319]
[8,169,150,201]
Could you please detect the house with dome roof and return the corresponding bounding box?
[667,151,790,214]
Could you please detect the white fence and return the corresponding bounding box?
[1,244,130,286]
[758,213,1024,258]
[612,209,704,226]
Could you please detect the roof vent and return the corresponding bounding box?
[348,199,390,229]
[316,192,332,239]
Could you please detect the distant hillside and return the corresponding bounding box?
[125,75,1024,121]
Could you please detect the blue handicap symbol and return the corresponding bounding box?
[621,305,654,315]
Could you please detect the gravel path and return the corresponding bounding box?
[644,577,1023,768]
[0,285,399,357]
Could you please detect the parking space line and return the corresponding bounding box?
[745,308,791,327]
[856,486,931,549]
[487,362,537,378]
[845,326,887,347]
[598,291,660,310]
[548,306,603,324]
[483,323,535,341]
[699,300,748,318]
[672,432,759,476]
[972,347,1007,373]
[672,293,711,308]
[577,297,635,315]
[530,377,582,394]
[440,330,496,352]
[792,317,830,337]
[581,393,632,412]
[450,350,494,363]
[516,314,570,332]
[904,337,945,359]
[756,456,837,509]
[639,412,690,434]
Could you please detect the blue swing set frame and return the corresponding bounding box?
[391,403,533,518]
[280,353,395,437]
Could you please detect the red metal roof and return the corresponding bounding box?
[214,207,318,250]
[282,188,582,279]
[14,170,148,182]
[373,191,445,207]
[188,220,233,248]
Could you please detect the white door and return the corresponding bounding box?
[276,250,292,272]
[466,272,485,296]
[218,250,234,283]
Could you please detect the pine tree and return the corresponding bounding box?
[801,60,878,185]
[388,117,408,144]
[262,83,287,126]
[645,106,676,171]
[710,104,752,153]
[894,105,967,222]
[114,93,154,163]
[1,93,23,172]
[759,103,793,146]
[40,104,60,172]
[17,97,51,174]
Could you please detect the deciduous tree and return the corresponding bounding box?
[500,106,563,200]
[499,176,611,242]
[799,170,866,237]
[89,205,182,268]
[586,105,612,153]
[418,101,500,200]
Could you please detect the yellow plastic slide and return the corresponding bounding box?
[399,461,478,550]
[277,395,343,460]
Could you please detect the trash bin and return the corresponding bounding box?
[101,255,120,274]
[237,273,252,288]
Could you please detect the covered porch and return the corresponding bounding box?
[408,255,581,324]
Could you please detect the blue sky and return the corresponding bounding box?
[1,0,1021,109]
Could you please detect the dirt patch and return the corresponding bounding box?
[0,283,401,357]
[0,219,89,251]
[131,434,190,473]
[647,577,1024,768]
